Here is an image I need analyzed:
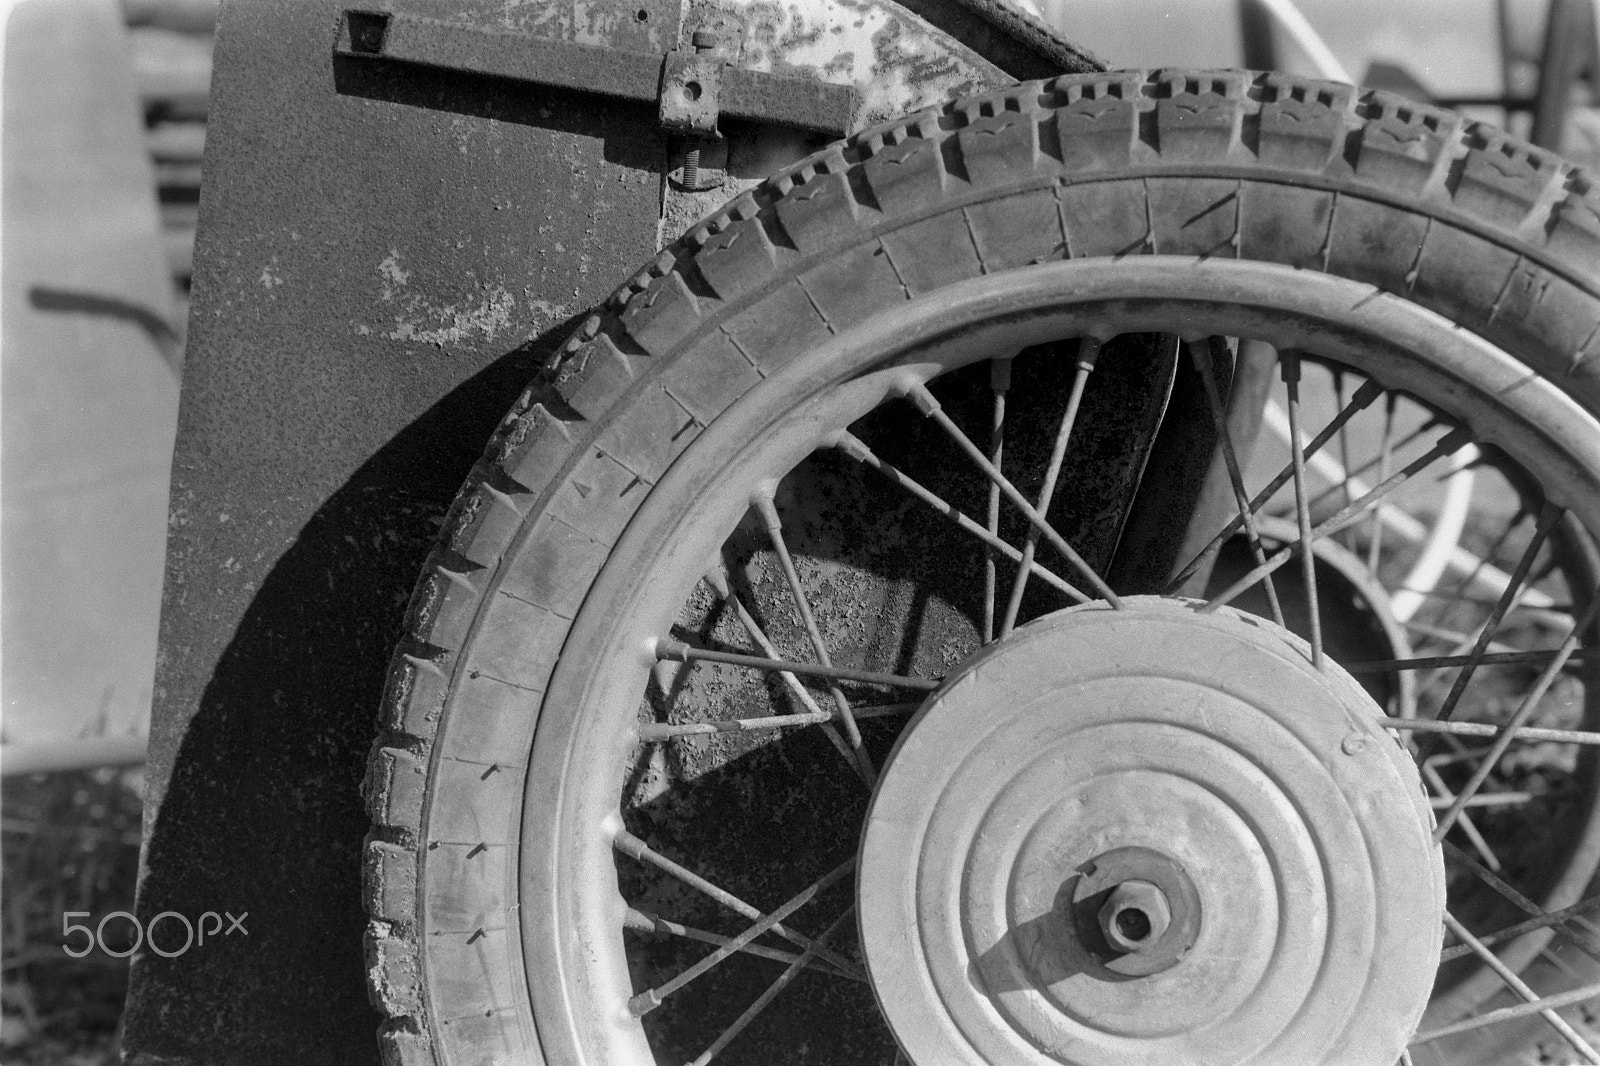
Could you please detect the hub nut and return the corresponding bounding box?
[1099,880,1171,953]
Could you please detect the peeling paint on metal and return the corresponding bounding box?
[659,0,1015,244]
[689,0,1005,125]
[450,0,679,53]
[365,251,525,346]
[377,250,410,296]
[383,285,517,346]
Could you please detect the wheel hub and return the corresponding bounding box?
[1072,847,1197,976]
[858,597,1445,1066]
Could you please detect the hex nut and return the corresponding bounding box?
[1098,880,1172,954]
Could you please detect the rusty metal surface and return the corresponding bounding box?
[688,0,999,126]
[340,10,666,100]
[892,0,1102,80]
[720,63,858,132]
[125,1,669,1062]
[687,0,1100,121]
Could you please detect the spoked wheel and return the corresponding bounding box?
[363,70,1600,1066]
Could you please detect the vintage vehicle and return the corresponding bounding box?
[126,1,1600,1064]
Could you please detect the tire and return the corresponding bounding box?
[363,68,1600,1066]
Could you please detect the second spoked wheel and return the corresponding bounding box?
[363,69,1600,1065]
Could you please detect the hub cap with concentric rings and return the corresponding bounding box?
[859,597,1445,1066]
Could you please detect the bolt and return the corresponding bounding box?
[673,27,726,192]
[1098,880,1171,954]
[677,135,724,191]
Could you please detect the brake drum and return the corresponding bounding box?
[860,597,1445,1066]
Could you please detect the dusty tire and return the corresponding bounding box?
[363,69,1600,1065]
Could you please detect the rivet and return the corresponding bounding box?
[1341,732,1367,755]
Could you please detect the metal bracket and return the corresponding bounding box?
[335,10,858,139]
[659,50,721,134]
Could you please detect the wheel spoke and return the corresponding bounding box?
[1348,647,1593,673]
[834,432,1090,603]
[999,339,1102,638]
[1394,587,1569,613]
[702,569,872,786]
[627,860,856,1015]
[654,640,940,691]
[638,702,919,741]
[1411,979,1600,1046]
[1402,622,1522,666]
[1302,421,1435,511]
[905,381,1124,607]
[1280,354,1324,668]
[1388,443,1480,624]
[686,905,855,1066]
[1331,369,1356,551]
[1188,338,1284,626]
[1379,513,1557,610]
[1282,405,1484,618]
[1406,614,1521,653]
[1433,585,1600,841]
[1383,717,1600,746]
[1260,387,1481,632]
[1201,427,1472,614]
[624,908,864,981]
[1438,892,1600,964]
[1443,840,1600,968]
[1431,501,1563,725]
[1399,524,1558,610]
[1427,790,1538,810]
[612,828,865,979]
[983,357,1012,644]
[1439,911,1600,1064]
[1422,758,1501,871]
[1165,377,1382,595]
[1365,392,1397,573]
[753,494,876,784]
[1424,508,1529,650]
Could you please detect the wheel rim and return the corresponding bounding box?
[518,259,1600,1065]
